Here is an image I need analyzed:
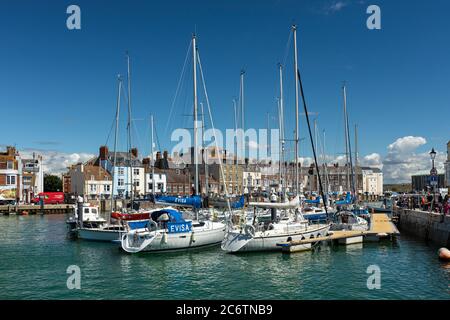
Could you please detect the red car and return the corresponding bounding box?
[32,192,65,205]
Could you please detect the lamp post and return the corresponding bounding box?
[429,148,437,211]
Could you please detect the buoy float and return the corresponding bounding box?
[20,211,29,216]
[438,247,450,261]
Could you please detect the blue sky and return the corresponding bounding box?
[1,0,449,182]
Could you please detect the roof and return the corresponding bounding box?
[92,152,143,167]
[83,165,112,181]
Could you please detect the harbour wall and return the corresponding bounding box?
[397,209,450,247]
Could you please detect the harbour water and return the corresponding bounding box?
[0,214,449,300]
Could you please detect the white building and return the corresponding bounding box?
[243,170,262,194]
[69,163,112,200]
[145,170,167,194]
[22,155,44,203]
[361,167,383,196]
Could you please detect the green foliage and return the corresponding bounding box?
[44,174,62,192]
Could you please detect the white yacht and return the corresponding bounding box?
[121,208,225,253]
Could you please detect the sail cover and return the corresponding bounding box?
[335,192,353,205]
[231,195,245,209]
[249,195,300,209]
[304,196,321,204]
[151,209,185,223]
[154,195,202,208]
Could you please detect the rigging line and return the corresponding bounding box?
[197,49,232,217]
[282,30,293,69]
[104,112,117,147]
[297,68,328,216]
[164,40,193,137]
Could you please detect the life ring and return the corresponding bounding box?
[244,224,255,237]
[147,220,157,231]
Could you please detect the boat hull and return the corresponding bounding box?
[122,222,226,253]
[78,228,124,242]
[222,223,330,253]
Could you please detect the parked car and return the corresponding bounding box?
[31,192,65,205]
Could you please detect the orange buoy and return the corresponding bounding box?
[20,211,29,216]
[438,248,450,261]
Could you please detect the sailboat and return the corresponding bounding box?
[330,85,369,231]
[121,34,226,253]
[221,25,330,253]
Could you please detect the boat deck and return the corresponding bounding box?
[277,213,400,249]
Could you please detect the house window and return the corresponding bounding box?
[118,178,124,186]
[148,183,153,190]
[157,183,163,191]
[134,179,139,187]
[7,161,13,170]
[105,185,110,192]
[23,176,32,183]
[6,175,16,185]
[118,168,124,175]
[133,168,139,175]
[90,184,97,192]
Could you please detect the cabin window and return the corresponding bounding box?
[84,208,90,213]
[6,175,16,185]
[91,208,97,214]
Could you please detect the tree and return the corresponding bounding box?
[44,174,62,192]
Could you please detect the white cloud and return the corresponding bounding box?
[324,1,349,14]
[360,153,382,168]
[382,136,445,183]
[19,149,95,175]
[387,136,427,154]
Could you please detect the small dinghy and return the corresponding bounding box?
[438,248,450,261]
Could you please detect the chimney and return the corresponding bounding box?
[99,146,109,160]
[156,152,162,161]
[142,158,150,166]
[6,146,16,156]
[130,148,138,158]
[163,150,168,159]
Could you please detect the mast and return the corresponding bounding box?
[323,129,330,194]
[293,25,300,195]
[343,84,350,192]
[150,115,155,195]
[200,102,208,196]
[240,70,245,195]
[343,84,356,198]
[278,63,285,191]
[233,99,238,195]
[192,34,199,197]
[110,75,122,224]
[314,118,319,192]
[354,123,359,200]
[126,52,134,208]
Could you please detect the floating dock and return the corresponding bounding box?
[0,204,75,215]
[277,213,400,253]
